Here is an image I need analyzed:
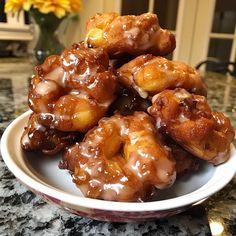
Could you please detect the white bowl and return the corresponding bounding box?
[1,110,236,222]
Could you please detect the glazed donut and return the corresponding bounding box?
[148,88,235,165]
[61,112,176,202]
[118,55,207,99]
[21,113,79,155]
[28,46,118,132]
[85,12,175,57]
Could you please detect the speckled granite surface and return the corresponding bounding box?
[0,63,235,236]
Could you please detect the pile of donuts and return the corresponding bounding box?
[21,12,235,202]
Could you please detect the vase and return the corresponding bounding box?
[31,9,65,64]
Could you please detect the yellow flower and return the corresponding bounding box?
[69,0,82,13]
[4,0,81,18]
[32,0,71,18]
[5,0,32,13]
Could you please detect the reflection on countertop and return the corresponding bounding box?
[0,61,236,235]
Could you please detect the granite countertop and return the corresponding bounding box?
[0,62,236,236]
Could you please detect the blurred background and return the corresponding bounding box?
[0,0,236,68]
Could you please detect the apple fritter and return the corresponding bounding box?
[61,112,176,202]
[108,87,151,115]
[118,55,207,99]
[85,12,175,57]
[28,46,118,132]
[166,138,199,176]
[148,89,234,165]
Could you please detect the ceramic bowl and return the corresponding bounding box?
[1,110,236,222]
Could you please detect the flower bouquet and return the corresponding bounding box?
[5,0,82,63]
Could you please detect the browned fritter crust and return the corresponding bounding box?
[21,113,79,155]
